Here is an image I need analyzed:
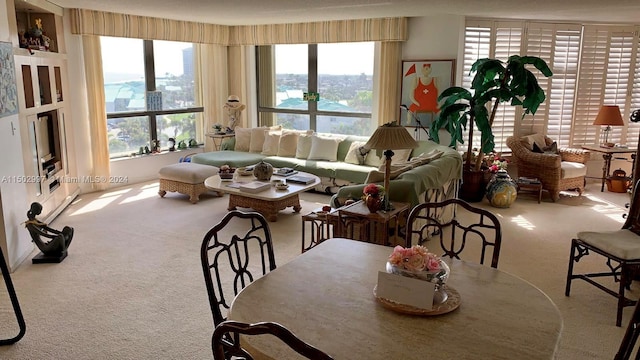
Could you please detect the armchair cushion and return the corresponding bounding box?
[561,161,587,179]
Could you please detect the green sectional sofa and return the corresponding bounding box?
[191,132,462,207]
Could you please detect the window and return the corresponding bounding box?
[256,42,375,136]
[101,37,203,158]
[464,20,640,150]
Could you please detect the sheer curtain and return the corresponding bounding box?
[81,35,110,191]
[195,43,229,151]
[375,41,403,126]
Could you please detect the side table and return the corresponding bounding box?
[581,144,636,192]
[516,177,543,204]
[206,133,235,151]
[301,209,335,253]
[332,200,410,247]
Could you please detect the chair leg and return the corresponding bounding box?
[565,240,577,296]
[0,247,26,345]
[619,264,629,327]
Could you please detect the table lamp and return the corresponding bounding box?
[593,105,624,148]
[364,122,418,211]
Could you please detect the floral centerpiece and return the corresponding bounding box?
[386,245,450,304]
[485,152,509,174]
[362,183,384,213]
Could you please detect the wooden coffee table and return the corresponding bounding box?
[204,171,320,222]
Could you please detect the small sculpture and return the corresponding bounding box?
[223,95,246,132]
[168,138,176,152]
[24,202,74,263]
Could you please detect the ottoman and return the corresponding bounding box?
[158,163,221,204]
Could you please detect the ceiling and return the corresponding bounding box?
[30,0,640,26]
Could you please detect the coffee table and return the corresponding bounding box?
[204,171,320,222]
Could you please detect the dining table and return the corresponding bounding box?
[228,238,562,359]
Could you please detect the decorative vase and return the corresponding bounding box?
[485,169,518,208]
[253,161,273,181]
[365,194,382,213]
[386,260,450,304]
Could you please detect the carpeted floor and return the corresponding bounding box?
[0,180,636,359]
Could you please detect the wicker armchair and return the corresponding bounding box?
[506,135,590,201]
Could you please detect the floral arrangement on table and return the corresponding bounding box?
[386,245,450,304]
[362,184,385,213]
[388,245,442,272]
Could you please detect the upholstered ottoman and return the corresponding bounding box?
[158,163,221,204]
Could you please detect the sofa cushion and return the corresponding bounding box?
[344,141,368,165]
[191,151,266,168]
[296,133,314,159]
[391,148,413,165]
[234,128,251,152]
[364,150,384,167]
[308,135,342,161]
[277,131,299,157]
[261,130,281,155]
[250,127,268,153]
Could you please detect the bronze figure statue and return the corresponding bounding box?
[24,202,73,263]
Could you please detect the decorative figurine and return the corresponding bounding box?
[144,146,151,154]
[178,140,187,150]
[223,95,246,132]
[189,139,198,148]
[151,139,160,153]
[168,138,176,152]
[24,202,74,263]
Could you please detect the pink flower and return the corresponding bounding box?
[388,245,441,272]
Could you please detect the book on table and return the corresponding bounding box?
[238,181,271,193]
[287,175,316,185]
[273,167,299,177]
[518,177,541,184]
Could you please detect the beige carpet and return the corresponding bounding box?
[0,180,635,359]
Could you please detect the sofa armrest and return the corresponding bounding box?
[559,148,590,163]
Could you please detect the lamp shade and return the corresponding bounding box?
[364,122,418,150]
[593,105,624,126]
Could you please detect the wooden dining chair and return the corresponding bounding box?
[212,320,334,360]
[200,210,277,355]
[615,299,640,359]
[565,180,640,326]
[405,198,502,268]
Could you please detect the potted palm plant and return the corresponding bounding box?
[429,55,553,201]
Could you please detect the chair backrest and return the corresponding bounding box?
[200,210,276,326]
[212,321,334,360]
[623,180,640,233]
[405,198,502,268]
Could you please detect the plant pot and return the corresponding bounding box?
[459,169,486,203]
[364,195,382,213]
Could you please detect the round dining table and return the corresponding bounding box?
[228,238,562,359]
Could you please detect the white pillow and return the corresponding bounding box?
[390,149,413,166]
[261,131,281,155]
[234,128,251,152]
[521,134,547,151]
[296,134,314,159]
[364,150,384,167]
[344,141,368,165]
[308,135,342,161]
[249,127,268,153]
[277,131,300,157]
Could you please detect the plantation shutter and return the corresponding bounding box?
[525,23,581,148]
[463,19,523,154]
[630,28,640,148]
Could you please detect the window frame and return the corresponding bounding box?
[255,43,374,134]
[103,38,204,158]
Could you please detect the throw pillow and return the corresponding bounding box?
[364,150,384,167]
[277,130,300,157]
[234,128,251,152]
[521,133,547,151]
[344,141,368,165]
[249,127,268,153]
[533,141,559,154]
[261,130,281,155]
[295,133,314,159]
[308,135,342,161]
[390,149,413,166]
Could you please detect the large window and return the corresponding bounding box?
[101,37,203,158]
[256,42,375,136]
[464,20,640,151]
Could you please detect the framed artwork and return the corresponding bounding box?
[0,41,19,119]
[400,59,455,128]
